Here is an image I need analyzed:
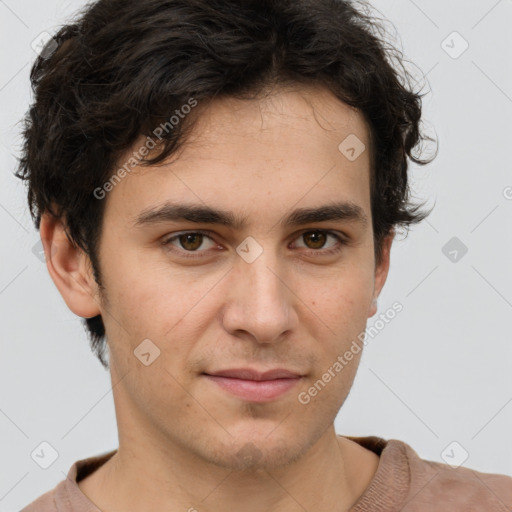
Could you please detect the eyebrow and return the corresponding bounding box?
[133,200,368,230]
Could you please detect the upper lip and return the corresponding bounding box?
[204,368,302,381]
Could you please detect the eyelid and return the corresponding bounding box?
[162,228,347,257]
[161,229,219,252]
[289,229,346,248]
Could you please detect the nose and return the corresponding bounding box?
[220,250,297,344]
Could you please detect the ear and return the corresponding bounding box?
[368,229,395,318]
[39,212,101,318]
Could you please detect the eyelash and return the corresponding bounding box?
[161,229,347,259]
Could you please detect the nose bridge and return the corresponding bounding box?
[246,255,286,308]
[223,242,294,342]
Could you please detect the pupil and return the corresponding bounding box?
[305,231,325,249]
[178,232,327,252]
[181,233,202,250]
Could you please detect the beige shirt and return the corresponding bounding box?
[21,436,512,511]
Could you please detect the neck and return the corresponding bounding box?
[79,425,379,512]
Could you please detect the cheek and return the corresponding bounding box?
[304,265,374,335]
[101,264,228,382]
[103,250,219,337]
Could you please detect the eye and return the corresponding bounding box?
[291,230,345,255]
[161,229,346,259]
[162,230,218,255]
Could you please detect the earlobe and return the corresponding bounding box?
[39,213,101,319]
[367,297,378,318]
[368,229,394,318]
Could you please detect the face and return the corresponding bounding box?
[76,85,391,470]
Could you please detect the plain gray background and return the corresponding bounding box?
[1,0,511,510]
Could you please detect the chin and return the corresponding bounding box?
[195,427,314,472]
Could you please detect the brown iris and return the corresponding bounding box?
[176,231,328,252]
[303,231,327,249]
[179,233,204,251]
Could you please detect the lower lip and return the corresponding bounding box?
[204,375,302,402]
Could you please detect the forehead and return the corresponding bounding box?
[105,84,372,227]
[185,84,369,153]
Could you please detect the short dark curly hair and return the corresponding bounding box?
[16,0,435,369]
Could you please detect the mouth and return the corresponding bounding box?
[202,368,304,403]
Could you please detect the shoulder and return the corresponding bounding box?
[397,440,512,510]
[19,483,61,512]
[346,435,512,511]
[19,449,116,512]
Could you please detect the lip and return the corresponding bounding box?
[203,368,303,402]
[206,368,302,380]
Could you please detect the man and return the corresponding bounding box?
[18,0,512,510]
